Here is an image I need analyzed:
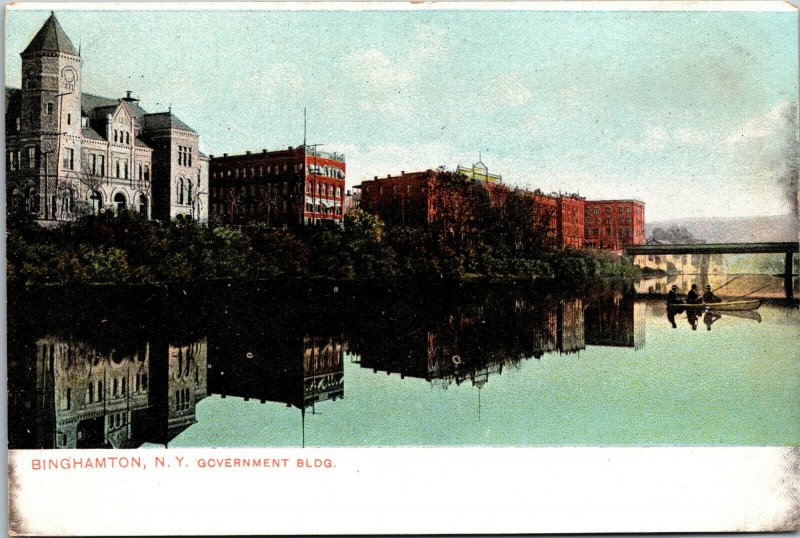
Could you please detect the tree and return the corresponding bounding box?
[650,225,702,244]
[428,170,492,256]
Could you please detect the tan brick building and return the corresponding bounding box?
[5,13,209,223]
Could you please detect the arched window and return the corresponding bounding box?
[25,186,38,213]
[186,180,193,205]
[114,130,118,143]
[9,188,21,211]
[90,191,103,214]
[178,178,185,205]
[138,195,148,218]
[316,183,321,195]
[62,189,74,214]
[114,192,127,211]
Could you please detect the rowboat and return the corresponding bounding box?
[667,299,762,312]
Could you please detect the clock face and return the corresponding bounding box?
[61,67,77,91]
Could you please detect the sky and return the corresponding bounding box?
[5,5,799,222]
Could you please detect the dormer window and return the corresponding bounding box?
[81,117,89,128]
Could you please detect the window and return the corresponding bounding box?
[15,117,20,131]
[144,165,149,181]
[65,388,71,410]
[605,207,611,214]
[97,381,103,402]
[62,189,74,213]
[138,163,143,180]
[114,192,127,211]
[27,147,36,169]
[115,160,120,178]
[126,132,130,144]
[47,103,53,115]
[606,227,612,236]
[65,148,74,170]
[67,113,71,125]
[124,162,129,180]
[90,191,103,213]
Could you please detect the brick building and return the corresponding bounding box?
[5,13,209,223]
[208,145,345,228]
[557,194,586,249]
[584,199,645,250]
[359,170,437,227]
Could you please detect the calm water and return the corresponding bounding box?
[8,277,800,448]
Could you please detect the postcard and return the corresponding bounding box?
[5,1,800,535]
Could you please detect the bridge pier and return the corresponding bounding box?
[786,252,795,299]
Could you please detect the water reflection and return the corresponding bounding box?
[6,286,667,448]
[8,336,207,449]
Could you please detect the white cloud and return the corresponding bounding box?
[249,63,305,97]
[341,48,416,90]
[724,100,798,148]
[496,73,532,107]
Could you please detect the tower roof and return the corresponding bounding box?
[22,12,78,56]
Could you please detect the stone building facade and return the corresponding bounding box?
[5,13,208,224]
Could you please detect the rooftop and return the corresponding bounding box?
[23,12,78,57]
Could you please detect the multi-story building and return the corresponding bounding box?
[359,162,509,229]
[5,13,208,223]
[584,199,645,250]
[557,194,586,249]
[208,145,346,228]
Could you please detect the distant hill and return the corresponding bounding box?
[645,214,798,243]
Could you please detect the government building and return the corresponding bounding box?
[5,13,209,224]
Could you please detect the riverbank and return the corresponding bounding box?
[7,210,639,287]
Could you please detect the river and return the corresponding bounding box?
[8,276,799,448]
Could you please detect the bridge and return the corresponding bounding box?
[623,242,799,298]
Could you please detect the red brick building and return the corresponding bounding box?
[209,145,345,227]
[557,194,586,249]
[359,170,437,227]
[584,199,645,250]
[530,191,559,245]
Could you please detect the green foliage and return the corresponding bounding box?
[7,207,640,285]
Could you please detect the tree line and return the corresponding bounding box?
[7,172,638,286]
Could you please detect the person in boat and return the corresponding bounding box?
[703,285,721,303]
[686,284,703,304]
[667,285,684,305]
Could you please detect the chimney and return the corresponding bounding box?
[223,153,228,157]
[288,146,293,151]
[401,171,405,175]
[126,91,132,99]
[262,149,267,154]
[246,150,251,155]
[209,155,214,159]
[388,174,392,178]
[374,176,378,180]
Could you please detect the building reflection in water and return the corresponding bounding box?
[8,287,645,448]
[8,335,207,449]
[207,328,344,410]
[350,291,643,390]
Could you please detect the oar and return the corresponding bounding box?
[729,283,773,301]
[711,275,743,293]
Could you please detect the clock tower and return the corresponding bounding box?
[19,12,83,218]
